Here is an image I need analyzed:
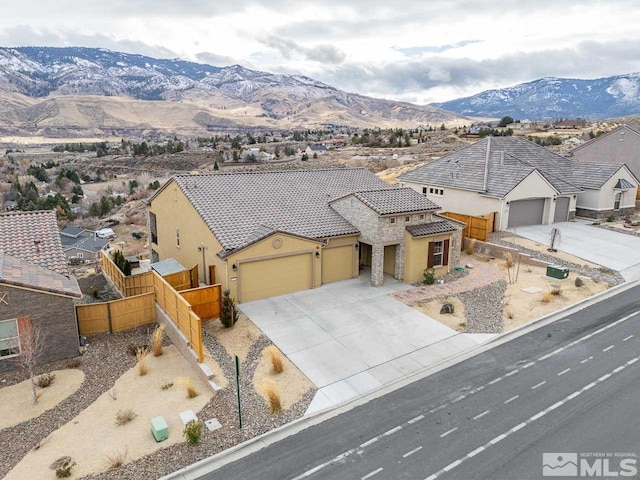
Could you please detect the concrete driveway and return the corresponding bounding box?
[239,277,483,415]
[513,221,640,280]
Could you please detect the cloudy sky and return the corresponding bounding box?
[2,0,640,104]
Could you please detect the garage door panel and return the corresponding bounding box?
[322,246,353,284]
[240,254,312,302]
[508,198,545,228]
[554,197,570,223]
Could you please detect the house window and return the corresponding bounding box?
[150,212,158,245]
[614,192,622,210]
[419,214,425,221]
[433,240,444,267]
[405,216,411,223]
[0,319,20,359]
[390,217,396,225]
[429,187,444,196]
[176,228,180,247]
[422,187,428,196]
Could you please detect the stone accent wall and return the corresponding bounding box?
[0,285,79,373]
[575,206,635,219]
[451,229,462,268]
[569,211,576,220]
[394,243,405,280]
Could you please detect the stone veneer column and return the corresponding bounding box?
[394,243,404,280]
[451,231,462,269]
[371,244,384,286]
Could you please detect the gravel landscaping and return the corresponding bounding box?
[1,322,315,480]
[457,281,508,333]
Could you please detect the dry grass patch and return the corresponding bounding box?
[136,347,148,376]
[177,376,198,398]
[541,292,554,303]
[261,380,282,414]
[114,408,137,426]
[150,324,165,357]
[264,346,284,374]
[105,448,127,469]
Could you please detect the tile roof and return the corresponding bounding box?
[571,163,624,189]
[172,168,397,252]
[615,178,635,189]
[61,226,92,238]
[61,234,110,253]
[406,221,459,237]
[399,137,584,197]
[0,210,69,275]
[350,188,440,215]
[0,251,81,298]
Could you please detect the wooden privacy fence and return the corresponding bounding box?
[153,272,204,363]
[180,285,221,320]
[76,293,156,335]
[100,251,154,297]
[163,264,198,291]
[441,211,495,243]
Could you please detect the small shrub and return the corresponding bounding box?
[423,267,436,285]
[466,238,477,255]
[105,448,128,469]
[178,376,198,398]
[161,382,174,390]
[65,358,82,369]
[127,343,148,356]
[505,311,514,319]
[115,408,137,426]
[184,420,203,445]
[262,380,282,414]
[150,324,166,357]
[220,289,239,328]
[265,346,284,374]
[36,372,56,388]
[542,292,554,303]
[550,284,561,296]
[575,277,585,287]
[55,459,76,478]
[89,287,99,298]
[458,322,466,329]
[136,347,148,376]
[607,215,615,222]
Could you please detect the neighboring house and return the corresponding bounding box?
[305,144,328,156]
[60,226,93,239]
[568,125,640,199]
[398,136,638,230]
[0,211,82,373]
[147,169,463,303]
[60,234,110,263]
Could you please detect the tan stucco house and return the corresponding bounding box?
[147,168,463,303]
[398,136,638,229]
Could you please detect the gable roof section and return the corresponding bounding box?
[0,210,69,275]
[407,221,459,237]
[61,234,110,253]
[348,188,441,215]
[569,124,640,154]
[60,226,91,238]
[0,252,81,298]
[615,178,635,189]
[170,168,397,253]
[570,163,627,189]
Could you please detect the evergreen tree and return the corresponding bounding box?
[220,289,238,328]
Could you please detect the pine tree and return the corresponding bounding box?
[220,289,238,328]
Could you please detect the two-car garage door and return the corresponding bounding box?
[239,254,312,303]
[507,198,545,228]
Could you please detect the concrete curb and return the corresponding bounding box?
[160,278,640,480]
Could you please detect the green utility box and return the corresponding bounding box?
[546,264,569,280]
[151,416,168,442]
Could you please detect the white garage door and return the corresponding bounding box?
[508,199,545,228]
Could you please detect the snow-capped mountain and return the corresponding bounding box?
[0,46,464,136]
[432,74,640,120]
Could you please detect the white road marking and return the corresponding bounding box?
[521,362,536,369]
[488,377,503,385]
[440,427,458,438]
[599,373,611,381]
[567,391,580,400]
[505,369,519,376]
[510,422,527,433]
[489,434,507,444]
[557,368,571,376]
[583,382,596,391]
[581,356,594,364]
[430,404,447,413]
[452,395,466,403]
[467,446,485,458]
[408,415,424,424]
[403,446,423,458]
[504,395,519,404]
[360,438,378,448]
[623,335,634,342]
[473,410,491,420]
[613,365,626,373]
[362,467,383,479]
[384,426,402,436]
[603,345,615,352]
[531,381,546,390]
[443,459,462,472]
[538,348,564,361]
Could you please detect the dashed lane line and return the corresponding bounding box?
[557,368,571,376]
[362,467,383,479]
[440,427,458,438]
[504,395,519,404]
[473,410,491,420]
[531,381,546,390]
[403,446,423,458]
[603,345,615,352]
[623,335,634,342]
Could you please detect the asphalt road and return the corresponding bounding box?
[199,285,640,480]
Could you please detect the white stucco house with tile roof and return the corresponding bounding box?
[398,136,638,230]
[147,168,465,302]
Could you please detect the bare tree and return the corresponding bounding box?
[15,319,44,404]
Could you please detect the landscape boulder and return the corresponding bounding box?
[440,303,455,314]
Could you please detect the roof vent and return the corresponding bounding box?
[33,239,41,253]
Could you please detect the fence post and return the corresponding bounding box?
[107,301,113,334]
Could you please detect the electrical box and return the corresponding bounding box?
[151,416,168,442]
[546,264,569,280]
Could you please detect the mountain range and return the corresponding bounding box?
[432,74,640,120]
[0,46,464,137]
